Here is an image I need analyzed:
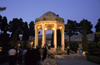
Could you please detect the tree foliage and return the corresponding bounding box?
[57,30,61,47]
[94,18,100,43]
[0,7,6,11]
[8,18,24,40]
[22,22,29,41]
[0,15,10,46]
[79,19,93,51]
[10,29,18,47]
[65,19,78,46]
[51,31,54,47]
[70,42,79,53]
[29,21,35,37]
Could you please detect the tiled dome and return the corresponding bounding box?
[35,11,64,23]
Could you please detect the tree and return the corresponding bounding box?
[65,20,78,46]
[51,32,54,47]
[79,19,93,51]
[70,42,79,53]
[57,30,61,47]
[0,7,6,11]
[0,15,10,46]
[10,29,18,47]
[94,18,100,43]
[22,22,29,41]
[29,21,35,37]
[8,18,24,40]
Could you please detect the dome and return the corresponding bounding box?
[35,11,64,23]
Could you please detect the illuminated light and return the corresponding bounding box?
[30,42,33,45]
[45,28,47,30]
[38,26,40,29]
[0,47,2,52]
[30,42,33,49]
[60,27,62,29]
[18,43,20,46]
[83,51,86,54]
[52,28,54,30]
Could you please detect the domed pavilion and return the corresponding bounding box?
[34,11,65,51]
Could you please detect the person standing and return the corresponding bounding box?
[48,43,51,50]
[36,46,41,64]
[67,46,70,55]
[79,46,83,56]
[8,47,17,65]
[18,46,23,65]
[42,44,47,61]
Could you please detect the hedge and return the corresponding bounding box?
[86,53,100,64]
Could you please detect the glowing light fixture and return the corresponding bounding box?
[0,47,2,52]
[60,27,62,29]
[30,42,33,49]
[45,28,47,30]
[83,51,86,54]
[38,26,40,29]
[18,43,20,46]
[52,28,54,30]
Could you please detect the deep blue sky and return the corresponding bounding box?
[0,0,100,35]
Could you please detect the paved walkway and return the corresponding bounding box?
[0,54,99,65]
[1,60,99,65]
[57,59,99,65]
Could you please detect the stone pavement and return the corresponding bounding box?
[57,59,99,65]
[1,60,99,65]
[55,54,87,60]
[0,54,99,65]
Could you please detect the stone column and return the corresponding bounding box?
[54,24,57,50]
[35,26,39,48]
[61,26,65,51]
[42,24,46,48]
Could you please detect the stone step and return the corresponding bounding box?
[55,55,86,60]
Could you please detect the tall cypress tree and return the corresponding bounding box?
[51,31,54,47]
[22,22,29,41]
[94,18,100,43]
[79,19,93,51]
[57,30,61,47]
[10,29,18,47]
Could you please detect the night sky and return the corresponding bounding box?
[0,0,100,35]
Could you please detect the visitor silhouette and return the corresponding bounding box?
[42,44,47,61]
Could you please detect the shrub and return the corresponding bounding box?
[86,53,100,64]
[56,48,62,55]
[88,42,97,53]
[70,42,79,53]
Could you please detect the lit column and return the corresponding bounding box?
[61,26,65,51]
[54,24,57,50]
[35,25,38,48]
[42,24,46,48]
